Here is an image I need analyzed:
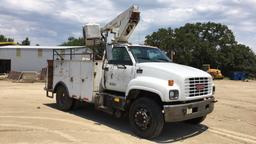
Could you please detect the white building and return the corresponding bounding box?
[0,46,87,73]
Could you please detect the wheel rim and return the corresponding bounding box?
[57,88,66,105]
[134,107,151,130]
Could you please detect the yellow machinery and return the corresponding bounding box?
[0,42,17,46]
[202,64,224,79]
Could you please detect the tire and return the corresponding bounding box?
[129,97,164,139]
[185,116,206,124]
[56,85,73,111]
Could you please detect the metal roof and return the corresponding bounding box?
[0,45,86,49]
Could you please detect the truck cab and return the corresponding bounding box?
[100,44,215,138]
[102,44,214,101]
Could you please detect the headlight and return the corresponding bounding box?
[212,86,215,95]
[169,90,179,100]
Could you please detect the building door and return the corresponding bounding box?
[0,59,11,73]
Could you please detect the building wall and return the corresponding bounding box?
[0,48,52,72]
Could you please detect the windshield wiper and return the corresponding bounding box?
[155,58,170,62]
[137,57,150,60]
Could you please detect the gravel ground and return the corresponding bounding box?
[0,80,255,144]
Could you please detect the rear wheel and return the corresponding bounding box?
[56,86,73,111]
[129,97,164,139]
[185,116,206,124]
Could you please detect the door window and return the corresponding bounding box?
[108,47,132,65]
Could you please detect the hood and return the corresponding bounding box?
[136,62,211,80]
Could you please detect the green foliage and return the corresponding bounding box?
[145,28,175,54]
[94,43,105,60]
[60,36,104,59]
[0,34,14,42]
[21,37,30,45]
[0,34,33,46]
[219,44,256,75]
[60,37,84,46]
[145,22,256,76]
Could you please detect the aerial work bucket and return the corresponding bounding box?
[83,24,101,46]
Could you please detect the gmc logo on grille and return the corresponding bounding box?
[196,84,205,91]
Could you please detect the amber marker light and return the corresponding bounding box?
[168,80,174,86]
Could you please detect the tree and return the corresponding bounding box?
[219,44,256,74]
[60,37,84,46]
[0,34,14,42]
[145,28,175,55]
[60,36,104,59]
[21,37,30,45]
[145,22,256,76]
[175,22,236,68]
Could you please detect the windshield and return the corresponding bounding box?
[129,46,171,63]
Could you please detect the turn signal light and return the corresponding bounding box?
[168,80,174,86]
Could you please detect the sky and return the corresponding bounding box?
[0,0,255,52]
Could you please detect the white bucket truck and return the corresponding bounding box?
[45,5,216,138]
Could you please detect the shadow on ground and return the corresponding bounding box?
[44,102,208,143]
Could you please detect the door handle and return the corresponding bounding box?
[117,65,126,69]
[104,67,109,71]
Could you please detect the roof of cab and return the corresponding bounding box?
[113,43,158,49]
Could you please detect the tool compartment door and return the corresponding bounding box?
[69,61,81,98]
[80,61,93,102]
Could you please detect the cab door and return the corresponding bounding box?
[104,47,134,92]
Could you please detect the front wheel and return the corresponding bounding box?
[56,86,73,111]
[129,97,164,139]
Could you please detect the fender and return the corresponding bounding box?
[53,81,70,96]
[126,76,180,102]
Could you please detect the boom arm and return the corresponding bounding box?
[101,5,140,43]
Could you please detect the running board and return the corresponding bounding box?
[95,92,126,111]
[95,105,114,115]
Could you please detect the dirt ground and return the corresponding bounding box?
[0,80,255,144]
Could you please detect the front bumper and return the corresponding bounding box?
[163,97,215,122]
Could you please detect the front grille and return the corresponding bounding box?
[184,77,212,97]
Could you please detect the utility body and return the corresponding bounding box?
[45,5,215,138]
